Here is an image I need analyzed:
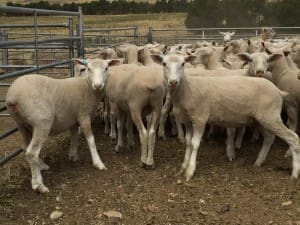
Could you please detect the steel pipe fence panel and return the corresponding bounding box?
[148,26,300,44]
[0,36,81,48]
[0,148,23,166]
[0,6,80,16]
[0,23,69,28]
[0,105,7,112]
[0,127,18,141]
[0,58,73,80]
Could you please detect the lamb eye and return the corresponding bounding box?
[162,62,166,67]
[181,62,185,67]
[80,68,86,72]
[105,67,108,71]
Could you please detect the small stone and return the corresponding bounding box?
[103,210,122,220]
[219,204,230,214]
[281,201,293,207]
[50,210,63,220]
[199,199,206,205]
[147,204,160,213]
[199,209,208,215]
[88,199,94,204]
[177,179,183,185]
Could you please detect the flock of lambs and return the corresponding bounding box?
[5,27,300,193]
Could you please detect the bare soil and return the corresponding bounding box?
[1,115,300,225]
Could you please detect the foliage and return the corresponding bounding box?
[185,0,300,28]
[4,0,300,28]
[6,0,189,15]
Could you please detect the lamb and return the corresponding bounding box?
[105,64,166,168]
[152,53,300,181]
[250,27,276,42]
[99,47,118,60]
[105,44,142,139]
[6,58,120,193]
[238,50,300,133]
[116,43,142,65]
[157,46,248,143]
[219,31,235,43]
[291,44,300,68]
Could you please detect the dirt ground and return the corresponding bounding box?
[1,113,300,225]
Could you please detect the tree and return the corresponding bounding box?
[185,0,222,28]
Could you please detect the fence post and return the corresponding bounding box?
[33,10,40,73]
[68,16,74,77]
[134,24,138,45]
[1,30,8,70]
[78,7,84,58]
[147,27,153,43]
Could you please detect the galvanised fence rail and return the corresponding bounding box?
[0,6,84,166]
[83,26,138,55]
[147,26,300,44]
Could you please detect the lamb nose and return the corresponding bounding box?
[93,83,103,90]
[169,80,178,86]
[256,70,264,76]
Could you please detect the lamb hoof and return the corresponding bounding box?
[69,154,79,162]
[235,143,242,150]
[139,161,147,169]
[185,168,195,181]
[145,164,155,170]
[94,163,107,171]
[291,174,299,179]
[33,184,49,193]
[228,156,236,162]
[284,149,292,158]
[114,146,121,153]
[185,172,193,182]
[254,161,262,167]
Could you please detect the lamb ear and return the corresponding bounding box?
[107,59,122,67]
[72,58,88,65]
[265,48,273,55]
[268,54,283,62]
[151,54,164,64]
[138,46,145,52]
[230,32,235,36]
[237,53,251,62]
[219,31,225,35]
[184,55,197,63]
[283,51,290,57]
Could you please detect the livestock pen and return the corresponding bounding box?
[1,5,300,225]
